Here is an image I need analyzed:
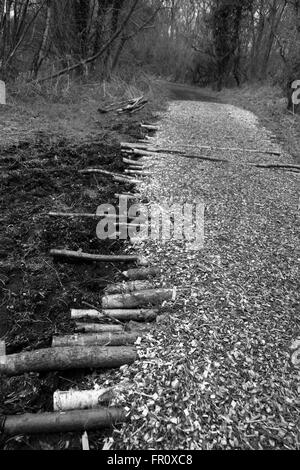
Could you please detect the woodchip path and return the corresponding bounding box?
[114,97,300,450]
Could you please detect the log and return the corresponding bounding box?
[133,149,159,158]
[125,169,151,176]
[79,169,119,177]
[75,323,124,333]
[123,157,145,165]
[71,309,158,322]
[140,124,159,131]
[52,332,138,348]
[53,389,113,411]
[48,212,114,220]
[121,142,151,149]
[50,249,142,264]
[113,175,142,184]
[49,212,133,220]
[1,408,126,435]
[123,267,161,280]
[105,280,153,294]
[0,346,136,376]
[102,289,174,309]
[114,193,138,200]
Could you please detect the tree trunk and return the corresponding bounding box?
[31,0,52,78]
[0,346,137,376]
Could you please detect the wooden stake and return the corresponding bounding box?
[1,408,126,435]
[0,346,137,376]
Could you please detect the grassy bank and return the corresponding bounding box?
[218,84,300,163]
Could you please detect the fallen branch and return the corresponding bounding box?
[71,309,159,322]
[1,408,126,435]
[0,346,137,376]
[253,163,300,171]
[102,289,174,309]
[50,249,146,265]
[123,267,161,280]
[52,332,138,348]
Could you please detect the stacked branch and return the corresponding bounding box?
[98,96,147,115]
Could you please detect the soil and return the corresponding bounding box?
[0,96,161,450]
